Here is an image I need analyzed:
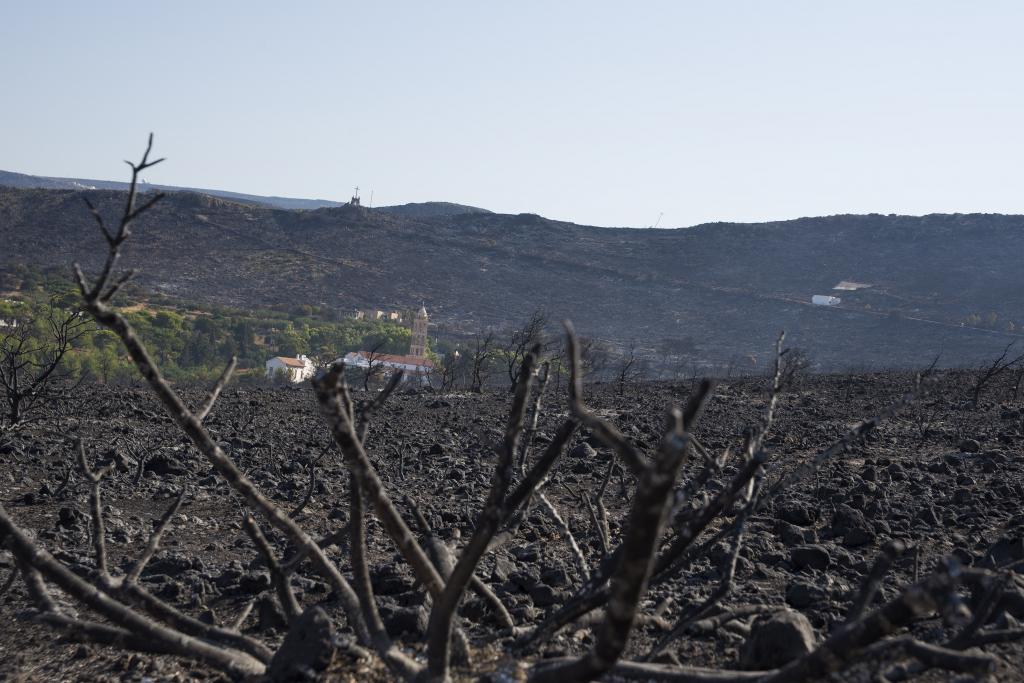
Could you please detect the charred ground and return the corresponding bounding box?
[2,370,1023,681]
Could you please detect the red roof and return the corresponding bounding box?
[273,357,309,368]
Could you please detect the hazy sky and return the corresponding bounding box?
[3,2,1023,227]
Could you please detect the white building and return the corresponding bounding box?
[265,355,316,383]
[341,351,435,383]
[811,295,842,306]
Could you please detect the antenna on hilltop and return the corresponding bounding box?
[349,186,361,207]
[649,212,663,229]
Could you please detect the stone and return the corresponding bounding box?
[790,544,831,571]
[779,503,816,527]
[785,580,827,608]
[257,595,287,631]
[491,555,516,583]
[832,504,875,547]
[740,609,817,670]
[381,604,429,637]
[528,583,560,607]
[958,439,982,453]
[916,506,941,526]
[776,521,808,546]
[266,606,334,681]
[56,506,87,530]
[982,523,1024,568]
[843,525,876,548]
[570,443,597,459]
[144,453,187,477]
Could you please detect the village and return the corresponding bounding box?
[264,305,435,384]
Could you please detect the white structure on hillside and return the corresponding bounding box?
[265,355,316,383]
[342,306,434,383]
[342,351,435,383]
[833,280,871,291]
[811,295,842,306]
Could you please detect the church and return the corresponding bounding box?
[342,306,435,382]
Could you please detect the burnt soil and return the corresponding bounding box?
[1,371,1023,682]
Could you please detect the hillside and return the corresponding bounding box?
[0,170,491,215]
[1,185,1022,370]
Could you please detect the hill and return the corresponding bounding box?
[1,185,1022,371]
[0,170,491,216]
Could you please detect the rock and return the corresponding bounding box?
[959,439,982,453]
[791,544,831,571]
[144,453,187,477]
[257,595,287,631]
[740,609,817,669]
[785,581,827,608]
[381,604,429,637]
[266,606,334,681]
[843,525,876,548]
[146,552,201,576]
[832,504,875,547]
[983,524,1024,568]
[56,506,87,530]
[541,567,570,588]
[916,506,941,526]
[237,571,272,594]
[528,583,562,607]
[570,443,597,459]
[778,503,816,527]
[776,521,808,546]
[491,555,515,583]
[831,504,866,535]
[952,487,973,505]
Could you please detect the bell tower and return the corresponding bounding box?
[409,306,428,358]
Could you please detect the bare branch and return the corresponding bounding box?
[845,539,906,623]
[195,355,236,423]
[242,513,301,623]
[126,491,184,583]
[425,344,539,679]
[75,438,113,577]
[564,321,646,474]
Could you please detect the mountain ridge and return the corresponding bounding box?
[0,169,491,216]
[1,184,1022,371]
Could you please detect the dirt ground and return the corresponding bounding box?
[1,369,1022,682]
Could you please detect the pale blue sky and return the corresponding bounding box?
[2,2,1023,227]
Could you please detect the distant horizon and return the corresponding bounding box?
[4,2,1024,228]
[6,164,1024,231]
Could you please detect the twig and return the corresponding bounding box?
[242,513,301,623]
[126,491,183,583]
[75,438,114,578]
[425,345,539,680]
[195,356,236,423]
[845,539,906,623]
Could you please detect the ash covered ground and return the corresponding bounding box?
[1,370,1023,682]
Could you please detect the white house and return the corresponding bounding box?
[341,351,435,383]
[811,295,842,306]
[265,355,316,383]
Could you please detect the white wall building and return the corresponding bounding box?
[265,355,316,383]
[341,351,435,383]
[811,295,842,306]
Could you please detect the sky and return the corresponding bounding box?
[3,1,1024,228]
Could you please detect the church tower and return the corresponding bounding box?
[409,306,428,358]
